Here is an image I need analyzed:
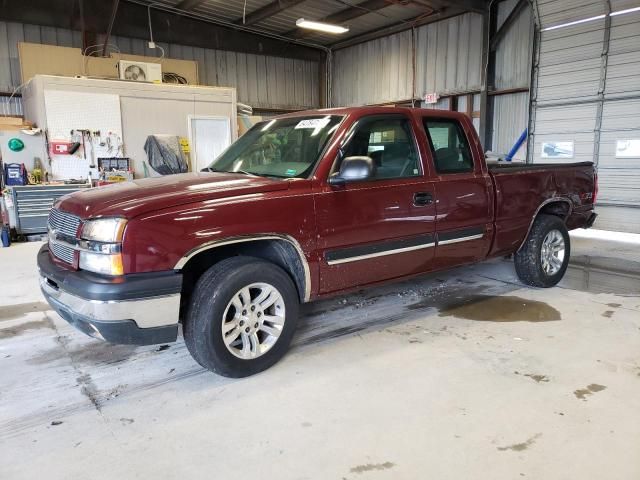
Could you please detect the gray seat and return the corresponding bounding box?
[435,147,461,172]
[377,143,411,178]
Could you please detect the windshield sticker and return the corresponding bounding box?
[285,169,297,176]
[295,118,331,130]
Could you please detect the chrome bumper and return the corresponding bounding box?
[40,275,180,329]
[37,244,182,345]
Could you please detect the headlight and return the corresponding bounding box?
[79,217,127,275]
[79,251,124,276]
[81,218,127,242]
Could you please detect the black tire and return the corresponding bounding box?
[514,214,570,288]
[184,257,299,377]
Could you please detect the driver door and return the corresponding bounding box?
[314,114,437,294]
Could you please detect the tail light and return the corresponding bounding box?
[593,171,598,204]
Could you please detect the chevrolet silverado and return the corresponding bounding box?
[38,107,597,377]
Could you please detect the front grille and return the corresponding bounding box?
[50,241,75,264]
[48,208,81,265]
[48,208,82,238]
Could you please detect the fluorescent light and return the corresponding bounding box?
[296,18,349,34]
[542,6,640,32]
[542,14,605,31]
[610,6,640,16]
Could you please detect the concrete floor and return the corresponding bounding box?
[1,231,639,480]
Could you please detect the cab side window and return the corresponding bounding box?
[423,118,474,174]
[340,116,421,180]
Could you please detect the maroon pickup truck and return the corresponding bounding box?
[39,107,597,377]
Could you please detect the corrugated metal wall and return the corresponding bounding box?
[490,0,534,158]
[0,20,320,113]
[331,29,413,106]
[495,0,534,89]
[0,22,84,115]
[109,33,319,110]
[414,13,484,97]
[331,13,483,107]
[331,7,534,159]
[530,0,640,233]
[492,91,530,157]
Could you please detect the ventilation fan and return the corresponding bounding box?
[118,60,162,83]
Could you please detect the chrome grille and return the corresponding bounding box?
[49,241,75,264]
[48,208,82,238]
[48,208,81,265]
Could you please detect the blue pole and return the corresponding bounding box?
[505,128,528,162]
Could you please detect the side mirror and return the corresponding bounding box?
[328,156,375,186]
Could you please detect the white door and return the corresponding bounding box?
[188,116,232,172]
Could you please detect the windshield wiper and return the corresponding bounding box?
[203,167,256,176]
[203,167,274,178]
[233,169,259,177]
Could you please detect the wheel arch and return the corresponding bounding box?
[176,235,310,320]
[517,198,572,252]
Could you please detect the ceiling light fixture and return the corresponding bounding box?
[543,6,640,32]
[610,6,640,16]
[542,14,605,31]
[296,18,349,34]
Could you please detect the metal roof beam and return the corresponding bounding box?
[175,0,207,10]
[490,0,527,51]
[0,0,324,61]
[319,0,392,23]
[329,8,461,49]
[441,0,487,13]
[233,0,307,26]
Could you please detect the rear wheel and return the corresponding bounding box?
[514,214,570,288]
[184,257,299,377]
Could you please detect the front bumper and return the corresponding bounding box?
[38,245,182,345]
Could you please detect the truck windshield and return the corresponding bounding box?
[207,115,343,178]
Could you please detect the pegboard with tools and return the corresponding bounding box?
[49,130,124,180]
[43,89,125,180]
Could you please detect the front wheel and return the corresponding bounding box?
[184,257,299,377]
[514,214,570,288]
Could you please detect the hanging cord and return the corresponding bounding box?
[243,0,247,24]
[148,2,157,44]
[102,0,120,57]
[147,2,166,58]
[82,43,121,76]
[162,72,187,84]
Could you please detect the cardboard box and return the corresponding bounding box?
[18,42,199,86]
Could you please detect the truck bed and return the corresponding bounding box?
[486,161,594,172]
[486,160,596,257]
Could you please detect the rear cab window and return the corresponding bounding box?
[423,118,474,174]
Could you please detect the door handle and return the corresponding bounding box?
[413,192,433,206]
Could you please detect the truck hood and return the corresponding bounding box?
[56,172,290,219]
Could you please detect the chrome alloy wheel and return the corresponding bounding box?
[540,229,565,276]
[221,283,286,359]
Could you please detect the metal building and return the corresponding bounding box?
[0,20,320,113]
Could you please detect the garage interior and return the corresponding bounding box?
[1,0,639,478]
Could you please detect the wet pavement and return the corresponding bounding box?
[1,232,639,480]
[562,255,640,295]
